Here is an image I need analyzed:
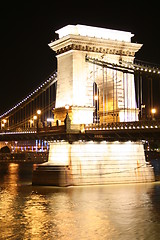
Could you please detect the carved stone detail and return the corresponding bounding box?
[55,43,135,57]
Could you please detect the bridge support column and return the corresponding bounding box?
[32,140,155,186]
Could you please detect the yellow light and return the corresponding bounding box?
[1,123,5,127]
[3,119,7,123]
[151,108,156,114]
[33,116,37,120]
[30,120,34,124]
[94,95,98,101]
[37,110,41,115]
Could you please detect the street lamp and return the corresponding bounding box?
[32,115,37,129]
[37,110,41,129]
[151,108,156,120]
[140,104,145,119]
[64,104,70,129]
[37,109,41,115]
[1,119,7,130]
[29,119,34,128]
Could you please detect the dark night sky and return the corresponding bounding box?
[0,1,160,114]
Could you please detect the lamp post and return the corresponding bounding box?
[1,123,5,130]
[33,115,37,120]
[141,104,145,120]
[37,110,41,130]
[1,119,7,130]
[29,119,34,128]
[33,115,37,130]
[64,104,70,130]
[151,108,156,120]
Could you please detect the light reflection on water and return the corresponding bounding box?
[0,163,160,240]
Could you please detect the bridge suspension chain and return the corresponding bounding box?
[86,55,160,124]
[85,55,160,75]
[8,101,55,131]
[0,70,57,131]
[0,71,57,119]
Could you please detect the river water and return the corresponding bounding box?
[0,163,160,240]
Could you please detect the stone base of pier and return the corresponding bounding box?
[32,141,155,186]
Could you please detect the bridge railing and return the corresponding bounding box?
[85,120,160,131]
[0,151,48,163]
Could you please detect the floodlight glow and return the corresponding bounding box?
[56,24,134,42]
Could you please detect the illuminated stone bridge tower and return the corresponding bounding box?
[49,24,142,124]
[32,25,155,187]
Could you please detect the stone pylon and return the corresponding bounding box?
[49,24,142,125]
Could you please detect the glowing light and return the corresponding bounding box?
[37,110,41,115]
[48,142,70,165]
[56,24,134,42]
[94,95,98,101]
[151,108,156,114]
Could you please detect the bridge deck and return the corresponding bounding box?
[0,120,159,142]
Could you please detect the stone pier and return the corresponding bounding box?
[32,140,154,186]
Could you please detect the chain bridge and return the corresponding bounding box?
[0,25,160,187]
[0,54,159,142]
